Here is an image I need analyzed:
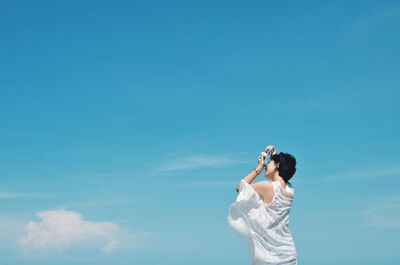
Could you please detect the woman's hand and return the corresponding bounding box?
[257,155,265,170]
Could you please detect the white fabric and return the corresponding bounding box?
[227,179,297,265]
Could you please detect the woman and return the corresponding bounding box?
[227,145,298,265]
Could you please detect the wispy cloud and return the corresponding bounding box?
[150,152,248,174]
[346,6,400,30]
[360,194,400,229]
[17,209,124,254]
[154,180,238,188]
[323,165,400,182]
[0,192,51,199]
[58,198,138,208]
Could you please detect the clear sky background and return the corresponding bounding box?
[1,0,399,264]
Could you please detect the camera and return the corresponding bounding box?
[261,151,272,169]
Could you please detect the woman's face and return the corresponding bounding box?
[265,159,279,177]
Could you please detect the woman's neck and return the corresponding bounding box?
[272,175,286,187]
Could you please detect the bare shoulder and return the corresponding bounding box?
[251,181,272,191]
[251,181,274,203]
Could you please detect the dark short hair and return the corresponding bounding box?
[270,152,297,183]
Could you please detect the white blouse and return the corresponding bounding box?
[227,179,298,265]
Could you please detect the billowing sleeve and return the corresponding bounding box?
[227,179,263,239]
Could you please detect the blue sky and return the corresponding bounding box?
[1,0,400,264]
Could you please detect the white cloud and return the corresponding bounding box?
[151,152,248,174]
[361,195,400,229]
[17,209,123,254]
[101,239,120,254]
[323,165,400,182]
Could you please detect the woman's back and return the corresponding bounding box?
[227,179,297,265]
